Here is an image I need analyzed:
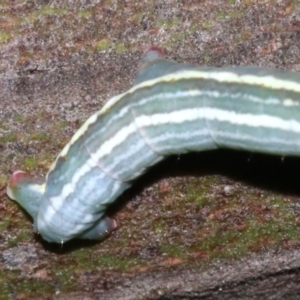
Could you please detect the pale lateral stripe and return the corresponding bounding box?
[107,140,159,179]
[52,112,98,162]
[43,155,127,227]
[135,108,300,133]
[135,108,199,127]
[89,180,125,207]
[91,88,296,150]
[211,130,300,150]
[136,123,300,156]
[204,108,300,132]
[50,68,300,175]
[155,125,300,148]
[96,122,137,159]
[82,90,202,162]
[104,139,146,173]
[85,89,203,145]
[102,70,300,113]
[87,109,198,174]
[72,107,300,186]
[132,109,161,155]
[110,181,126,203]
[83,106,196,170]
[43,158,98,225]
[47,104,300,218]
[85,143,124,182]
[151,128,212,145]
[203,90,293,106]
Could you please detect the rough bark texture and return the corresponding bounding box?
[1,0,300,299]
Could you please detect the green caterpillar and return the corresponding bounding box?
[7,46,300,243]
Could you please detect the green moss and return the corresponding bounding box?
[161,244,185,257]
[202,20,213,29]
[172,176,300,263]
[156,18,182,28]
[232,29,251,44]
[71,249,142,272]
[13,114,25,122]
[0,270,22,299]
[12,278,54,295]
[216,11,229,20]
[0,122,8,130]
[192,195,300,261]
[23,157,38,169]
[55,269,75,290]
[0,32,10,43]
[0,215,11,231]
[156,19,166,27]
[131,12,144,22]
[0,133,17,143]
[96,253,140,271]
[38,154,54,166]
[29,132,48,141]
[229,10,243,18]
[204,55,211,63]
[167,18,181,27]
[115,42,127,53]
[154,221,166,234]
[185,176,217,205]
[0,175,7,186]
[193,194,209,206]
[7,229,33,247]
[56,120,69,129]
[24,5,70,23]
[95,39,111,51]
[187,23,198,33]
[40,6,69,15]
[197,230,241,257]
[0,277,10,299]
[78,10,92,19]
[171,32,186,42]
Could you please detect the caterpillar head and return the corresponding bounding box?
[7,171,45,222]
[7,171,117,243]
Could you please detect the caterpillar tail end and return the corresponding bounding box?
[142,45,165,63]
[7,170,45,221]
[135,45,167,85]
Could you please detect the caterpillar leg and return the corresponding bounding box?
[7,171,44,230]
[8,171,117,242]
[78,216,117,240]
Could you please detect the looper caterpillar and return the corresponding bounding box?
[7,46,300,243]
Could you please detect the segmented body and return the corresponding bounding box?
[7,47,300,243]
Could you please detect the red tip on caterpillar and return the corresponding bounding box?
[144,45,165,56]
[8,170,30,189]
[7,170,34,201]
[7,171,30,201]
[136,46,167,78]
[142,45,165,62]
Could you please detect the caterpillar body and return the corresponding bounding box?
[7,46,300,244]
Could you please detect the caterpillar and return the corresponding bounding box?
[7,46,300,244]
